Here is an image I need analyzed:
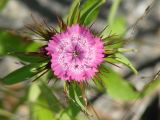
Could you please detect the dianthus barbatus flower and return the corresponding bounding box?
[46,24,104,81]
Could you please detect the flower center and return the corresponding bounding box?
[72,50,80,57]
[65,43,84,61]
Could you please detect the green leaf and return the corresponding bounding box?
[103,37,124,50]
[105,53,138,74]
[31,83,64,120]
[80,0,106,25]
[0,31,40,56]
[10,52,48,63]
[40,82,62,113]
[115,53,138,74]
[2,63,45,85]
[26,42,42,52]
[104,56,118,63]
[110,16,126,35]
[66,82,90,116]
[93,77,105,91]
[58,110,72,120]
[141,78,160,97]
[101,16,126,37]
[66,83,82,117]
[99,64,140,100]
[32,97,57,120]
[67,0,80,25]
[101,0,125,37]
[0,0,8,11]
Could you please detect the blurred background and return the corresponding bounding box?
[0,0,160,120]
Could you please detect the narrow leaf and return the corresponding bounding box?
[0,31,41,56]
[2,63,45,85]
[67,0,80,25]
[115,53,138,74]
[9,52,48,63]
[80,0,106,25]
[66,82,90,116]
[108,0,121,25]
[105,53,138,74]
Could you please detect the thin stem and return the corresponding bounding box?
[108,0,121,25]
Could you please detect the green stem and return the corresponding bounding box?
[108,0,121,25]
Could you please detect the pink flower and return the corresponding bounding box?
[46,24,104,81]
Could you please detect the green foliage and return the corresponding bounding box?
[29,82,65,120]
[141,77,160,97]
[0,31,29,55]
[58,111,72,120]
[2,63,46,85]
[101,0,126,37]
[67,0,106,26]
[102,16,126,37]
[67,0,80,25]
[108,0,121,25]
[65,82,90,116]
[105,53,138,74]
[80,0,106,25]
[99,64,140,100]
[0,31,41,56]
[109,16,126,35]
[32,97,57,120]
[10,52,47,63]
